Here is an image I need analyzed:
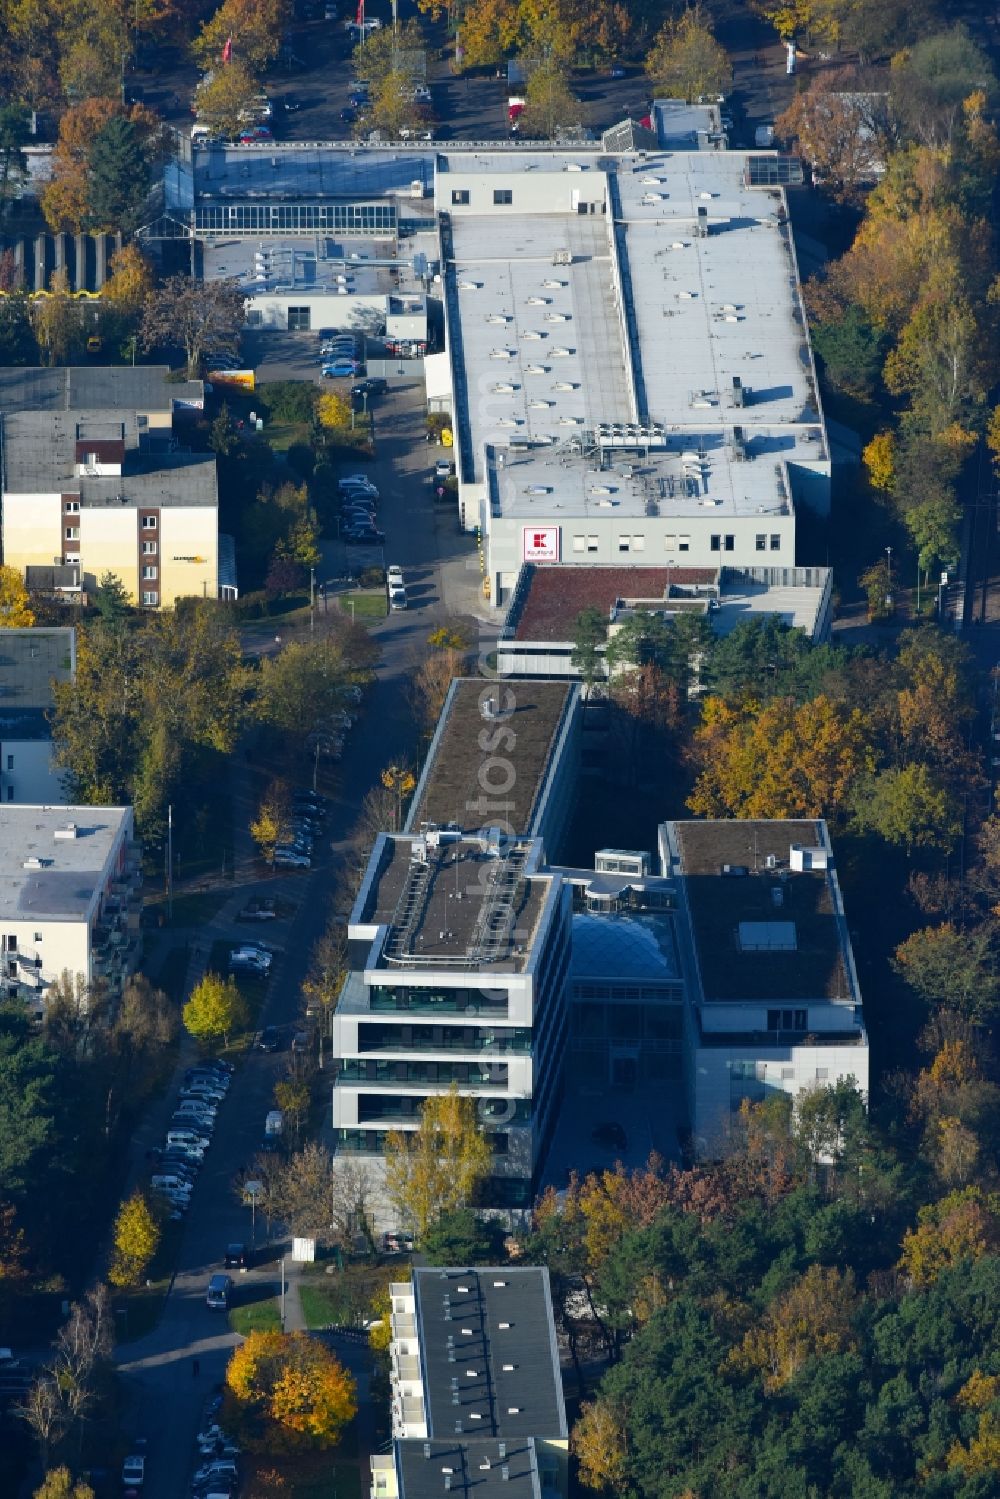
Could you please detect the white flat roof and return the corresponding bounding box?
[0,806,130,923]
[445,149,827,515]
[449,210,632,481]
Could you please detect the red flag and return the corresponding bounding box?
[356,0,364,24]
[222,35,233,63]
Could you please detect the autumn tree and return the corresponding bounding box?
[727,1264,859,1391]
[183,973,249,1048]
[273,1078,311,1147]
[521,63,583,139]
[140,274,246,377]
[645,6,731,105]
[225,1330,356,1451]
[194,60,262,141]
[0,565,35,626]
[777,71,893,204]
[368,71,426,140]
[384,1085,492,1241]
[109,1190,160,1287]
[573,1398,629,1493]
[889,27,997,150]
[251,780,293,863]
[103,244,153,317]
[898,1187,1000,1288]
[255,631,373,739]
[192,0,291,75]
[687,693,874,820]
[316,389,351,429]
[351,20,427,94]
[41,100,161,234]
[33,1469,96,1499]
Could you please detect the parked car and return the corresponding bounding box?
[238,897,277,921]
[322,359,361,378]
[389,586,407,611]
[175,1098,218,1119]
[435,458,454,480]
[205,1275,234,1311]
[230,945,272,973]
[257,1025,282,1053]
[166,1128,211,1149]
[185,1065,230,1086]
[162,1143,206,1164]
[224,1243,249,1272]
[273,848,311,868]
[151,1173,195,1193]
[180,1078,227,1099]
[122,1453,146,1490]
[387,564,404,585]
[339,474,376,491]
[351,376,387,398]
[344,526,386,545]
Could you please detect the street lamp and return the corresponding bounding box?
[885,545,893,612]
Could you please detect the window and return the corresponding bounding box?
[141,540,157,556]
[664,535,676,551]
[452,189,470,205]
[724,534,735,551]
[815,1067,829,1081]
[632,534,646,552]
[34,933,42,942]
[287,306,311,331]
[618,536,630,553]
[767,1008,808,1031]
[6,754,12,770]
[756,533,766,551]
[678,535,690,551]
[493,189,513,205]
[245,309,263,328]
[142,591,158,606]
[142,565,158,580]
[586,536,598,552]
[770,534,780,551]
[64,527,79,540]
[572,535,585,553]
[142,515,157,530]
[3,936,15,951]
[64,500,80,513]
[710,534,721,551]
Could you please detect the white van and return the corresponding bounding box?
[191,123,213,143]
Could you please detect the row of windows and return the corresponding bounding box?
[195,202,397,234]
[571,532,784,555]
[2,934,44,949]
[451,189,513,206]
[730,1059,830,1083]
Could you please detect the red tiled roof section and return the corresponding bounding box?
[513,565,717,641]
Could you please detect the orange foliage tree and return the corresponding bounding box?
[226,1330,356,1451]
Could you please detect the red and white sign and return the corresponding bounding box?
[523,526,560,562]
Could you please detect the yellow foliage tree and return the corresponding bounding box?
[33,1470,96,1499]
[862,431,895,492]
[726,1264,859,1392]
[572,1397,629,1492]
[898,1187,1000,1288]
[687,693,874,819]
[947,1412,1000,1476]
[316,390,351,429]
[103,243,153,315]
[0,565,36,626]
[226,1330,356,1451]
[192,0,290,75]
[384,1085,492,1241]
[193,60,263,141]
[183,972,248,1047]
[109,1190,160,1288]
[645,5,731,104]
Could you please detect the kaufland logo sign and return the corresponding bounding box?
[523,526,560,561]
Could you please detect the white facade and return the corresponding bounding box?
[0,805,140,1013]
[1,741,65,804]
[0,626,76,805]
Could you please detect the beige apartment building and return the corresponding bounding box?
[0,366,233,607]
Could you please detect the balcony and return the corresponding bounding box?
[335,1061,510,1089]
[369,987,510,1018]
[357,1024,531,1056]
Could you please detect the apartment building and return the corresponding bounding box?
[332,681,582,1219]
[370,1266,567,1499]
[0,365,229,608]
[0,805,141,1015]
[0,627,75,803]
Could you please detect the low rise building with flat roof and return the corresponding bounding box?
[661,818,868,1150]
[0,366,225,607]
[435,144,827,603]
[0,627,75,803]
[370,1266,567,1499]
[0,805,141,1014]
[496,562,832,677]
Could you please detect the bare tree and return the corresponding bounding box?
[140,274,246,377]
[18,1375,70,1470]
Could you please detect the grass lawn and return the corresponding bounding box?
[229,1297,282,1335]
[343,590,387,621]
[264,418,312,453]
[299,1260,392,1330]
[113,1218,184,1343]
[292,1463,362,1499]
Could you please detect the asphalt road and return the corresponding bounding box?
[114,380,486,1499]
